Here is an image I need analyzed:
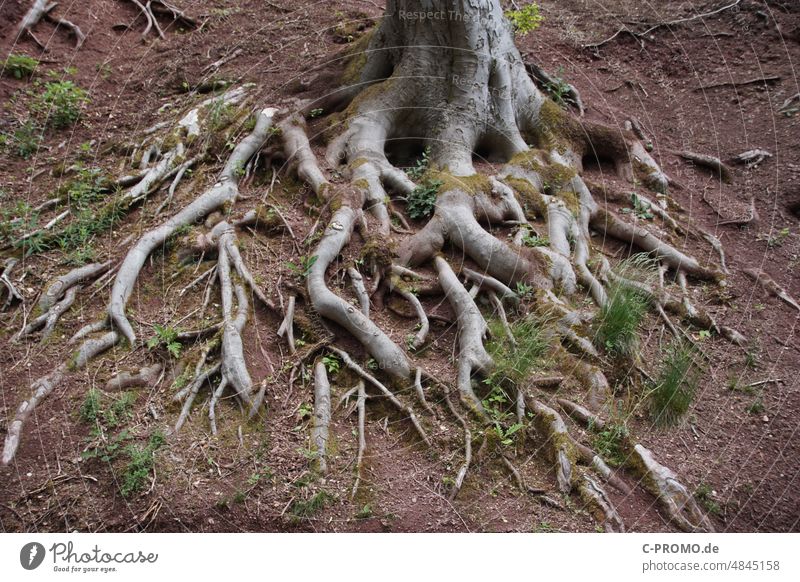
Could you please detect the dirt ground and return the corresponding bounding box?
[0,0,798,532]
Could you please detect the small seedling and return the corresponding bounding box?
[147,324,183,358]
[522,232,550,247]
[286,255,318,278]
[406,147,431,180]
[592,423,629,467]
[322,354,341,375]
[620,192,654,220]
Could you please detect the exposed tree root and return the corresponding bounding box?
[106,363,163,391]
[1,259,24,310]
[313,360,332,473]
[17,0,85,49]
[2,0,741,533]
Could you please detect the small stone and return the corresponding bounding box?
[762,415,769,423]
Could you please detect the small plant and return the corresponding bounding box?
[32,80,90,128]
[79,389,102,424]
[290,490,332,518]
[522,232,550,247]
[620,192,654,220]
[505,3,543,36]
[286,254,318,278]
[649,340,701,426]
[694,483,721,516]
[297,402,313,420]
[406,147,431,180]
[119,431,166,497]
[321,354,341,375]
[592,423,629,467]
[7,120,42,158]
[746,398,765,415]
[406,178,442,219]
[65,245,97,266]
[3,54,39,79]
[543,67,572,108]
[514,281,534,297]
[146,324,183,358]
[593,254,655,357]
[356,504,373,519]
[758,227,790,248]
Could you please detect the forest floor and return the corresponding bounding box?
[0,0,798,532]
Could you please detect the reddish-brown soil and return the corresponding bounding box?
[0,0,798,533]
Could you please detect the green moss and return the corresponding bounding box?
[529,99,578,153]
[424,170,491,196]
[340,31,373,85]
[360,236,396,268]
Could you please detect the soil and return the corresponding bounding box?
[0,0,798,533]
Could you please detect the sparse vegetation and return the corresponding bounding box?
[522,232,550,247]
[649,340,701,426]
[592,423,629,467]
[2,54,39,79]
[290,490,332,518]
[32,80,90,128]
[593,254,656,357]
[119,431,166,497]
[694,483,722,516]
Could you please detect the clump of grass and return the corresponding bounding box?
[694,483,721,516]
[593,254,655,358]
[649,339,701,426]
[290,490,332,518]
[486,315,550,388]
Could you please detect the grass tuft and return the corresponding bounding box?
[593,254,655,358]
[649,339,701,426]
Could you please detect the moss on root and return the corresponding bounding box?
[424,170,492,196]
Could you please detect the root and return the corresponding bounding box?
[109,104,277,346]
[313,360,332,473]
[106,363,163,391]
[3,331,117,465]
[277,294,296,354]
[17,285,79,342]
[351,380,367,498]
[1,259,24,310]
[347,267,370,317]
[744,268,800,312]
[678,151,732,182]
[328,347,430,446]
[17,0,85,49]
[443,388,471,499]
[434,256,492,413]
[578,475,625,532]
[39,261,112,312]
[630,444,715,532]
